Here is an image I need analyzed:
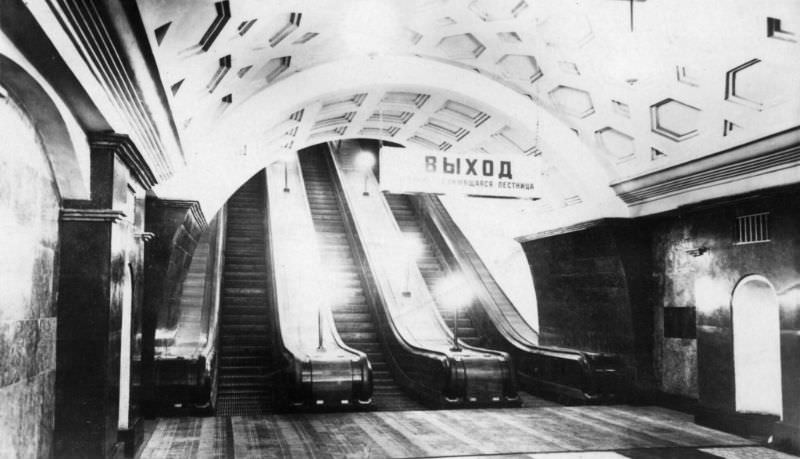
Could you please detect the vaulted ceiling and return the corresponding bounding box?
[136,0,800,218]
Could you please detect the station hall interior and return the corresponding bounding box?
[1,0,800,457]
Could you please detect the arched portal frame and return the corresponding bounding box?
[730,274,783,418]
[0,50,90,199]
[154,55,627,220]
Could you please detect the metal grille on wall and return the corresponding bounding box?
[735,212,770,245]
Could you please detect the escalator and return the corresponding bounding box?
[387,192,629,403]
[216,174,277,415]
[327,140,519,408]
[299,149,422,410]
[385,194,481,347]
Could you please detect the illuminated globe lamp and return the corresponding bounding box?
[435,274,474,352]
[355,150,376,196]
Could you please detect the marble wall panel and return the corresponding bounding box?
[0,84,60,459]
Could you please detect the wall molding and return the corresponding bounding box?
[611,126,800,207]
[61,208,126,222]
[90,133,158,190]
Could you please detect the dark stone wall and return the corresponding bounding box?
[56,221,116,457]
[0,87,61,458]
[521,220,654,387]
[53,138,149,457]
[142,199,206,413]
[145,200,206,333]
[522,187,800,443]
[649,189,800,440]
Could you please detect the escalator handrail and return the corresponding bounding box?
[323,143,449,400]
[416,195,630,400]
[417,194,540,346]
[289,155,373,364]
[377,193,512,362]
[261,170,307,386]
[326,143,454,361]
[416,194,614,365]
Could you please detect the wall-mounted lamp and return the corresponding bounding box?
[134,232,155,243]
[685,246,709,257]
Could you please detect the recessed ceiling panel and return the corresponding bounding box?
[595,127,635,162]
[497,54,543,84]
[650,99,700,142]
[549,85,594,118]
[437,33,486,59]
[436,100,490,127]
[469,0,528,22]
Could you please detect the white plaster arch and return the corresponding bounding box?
[155,55,627,219]
[731,274,783,417]
[0,34,90,199]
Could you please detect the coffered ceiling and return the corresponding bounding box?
[136,0,800,216]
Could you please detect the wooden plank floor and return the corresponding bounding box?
[138,405,796,459]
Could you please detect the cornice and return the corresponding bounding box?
[44,0,182,181]
[61,208,126,223]
[515,218,631,243]
[90,133,158,189]
[611,126,800,206]
[151,199,208,231]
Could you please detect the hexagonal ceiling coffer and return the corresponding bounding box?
[650,98,700,142]
[548,85,595,118]
[595,127,635,161]
[469,0,528,22]
[497,54,543,84]
[437,33,486,59]
[725,58,789,111]
[539,14,593,47]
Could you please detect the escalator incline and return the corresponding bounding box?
[384,193,482,347]
[299,151,422,411]
[216,175,275,416]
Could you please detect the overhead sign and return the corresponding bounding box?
[379,146,539,199]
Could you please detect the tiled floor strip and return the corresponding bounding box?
[138,405,793,459]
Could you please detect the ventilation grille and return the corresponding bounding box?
[736,212,770,245]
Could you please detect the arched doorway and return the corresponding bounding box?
[731,275,782,417]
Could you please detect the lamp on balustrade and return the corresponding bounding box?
[401,234,425,297]
[435,273,474,352]
[355,151,376,196]
[277,149,295,193]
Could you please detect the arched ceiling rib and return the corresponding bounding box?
[156,56,628,218]
[136,0,800,217]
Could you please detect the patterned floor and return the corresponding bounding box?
[138,406,797,459]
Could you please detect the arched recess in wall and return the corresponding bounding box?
[731,274,782,417]
[0,54,88,199]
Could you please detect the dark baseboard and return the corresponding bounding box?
[644,391,699,415]
[774,421,800,454]
[118,416,144,457]
[110,441,126,459]
[695,405,779,438]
